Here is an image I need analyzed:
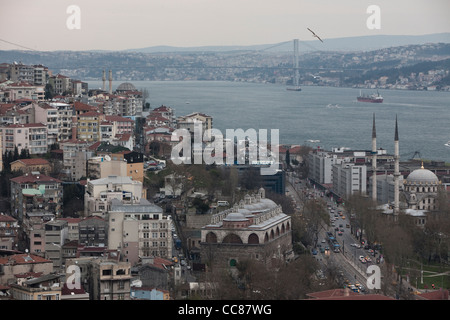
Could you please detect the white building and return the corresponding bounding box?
[332,162,367,198]
[84,175,144,217]
[307,150,342,184]
[108,198,173,266]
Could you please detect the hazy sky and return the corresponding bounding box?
[1,0,450,51]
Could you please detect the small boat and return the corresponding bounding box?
[326,103,341,108]
[357,90,383,103]
[445,141,450,148]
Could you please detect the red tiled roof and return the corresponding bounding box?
[73,101,97,111]
[61,282,87,296]
[14,272,43,278]
[5,123,46,128]
[11,158,50,166]
[0,214,16,222]
[0,253,52,265]
[58,217,82,224]
[306,289,394,300]
[106,115,134,122]
[78,111,101,117]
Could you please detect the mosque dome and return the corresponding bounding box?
[406,166,439,184]
[116,82,137,92]
[223,211,248,222]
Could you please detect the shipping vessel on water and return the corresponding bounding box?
[357,90,383,103]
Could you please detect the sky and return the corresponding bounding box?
[1,0,450,51]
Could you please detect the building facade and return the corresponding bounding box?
[108,199,172,266]
[200,188,293,269]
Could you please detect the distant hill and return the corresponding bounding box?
[126,33,450,53]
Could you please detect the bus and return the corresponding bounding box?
[333,242,340,253]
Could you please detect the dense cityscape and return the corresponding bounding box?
[2,42,449,91]
[0,53,449,304]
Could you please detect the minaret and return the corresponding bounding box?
[102,70,106,91]
[371,113,377,202]
[109,70,112,94]
[394,115,400,216]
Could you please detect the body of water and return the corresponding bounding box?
[88,81,450,162]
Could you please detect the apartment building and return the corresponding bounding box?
[0,123,48,155]
[87,156,127,180]
[0,214,19,251]
[60,138,94,181]
[0,253,53,286]
[176,112,213,138]
[77,111,103,142]
[9,63,34,84]
[332,162,367,198]
[65,256,132,300]
[10,172,63,222]
[10,158,51,176]
[78,216,107,247]
[307,150,343,185]
[9,274,62,300]
[4,82,45,102]
[22,211,55,255]
[108,198,172,265]
[44,219,68,271]
[48,74,71,95]
[84,175,144,217]
[32,103,59,145]
[0,103,32,125]
[48,102,75,142]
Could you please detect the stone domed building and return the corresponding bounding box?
[200,188,293,269]
[116,82,137,93]
[403,164,440,211]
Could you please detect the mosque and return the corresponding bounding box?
[200,188,294,269]
[370,114,442,226]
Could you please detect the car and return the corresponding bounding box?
[312,249,318,255]
[341,216,346,219]
[359,255,366,263]
[338,231,343,236]
[339,224,343,228]
[321,239,326,243]
[320,247,325,253]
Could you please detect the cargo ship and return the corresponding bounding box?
[357,90,383,103]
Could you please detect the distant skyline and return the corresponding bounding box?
[1,0,450,51]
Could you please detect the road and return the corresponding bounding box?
[286,171,373,293]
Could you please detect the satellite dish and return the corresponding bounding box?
[105,155,111,161]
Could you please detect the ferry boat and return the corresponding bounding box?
[357,90,383,103]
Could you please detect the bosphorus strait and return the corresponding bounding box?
[89,80,450,162]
